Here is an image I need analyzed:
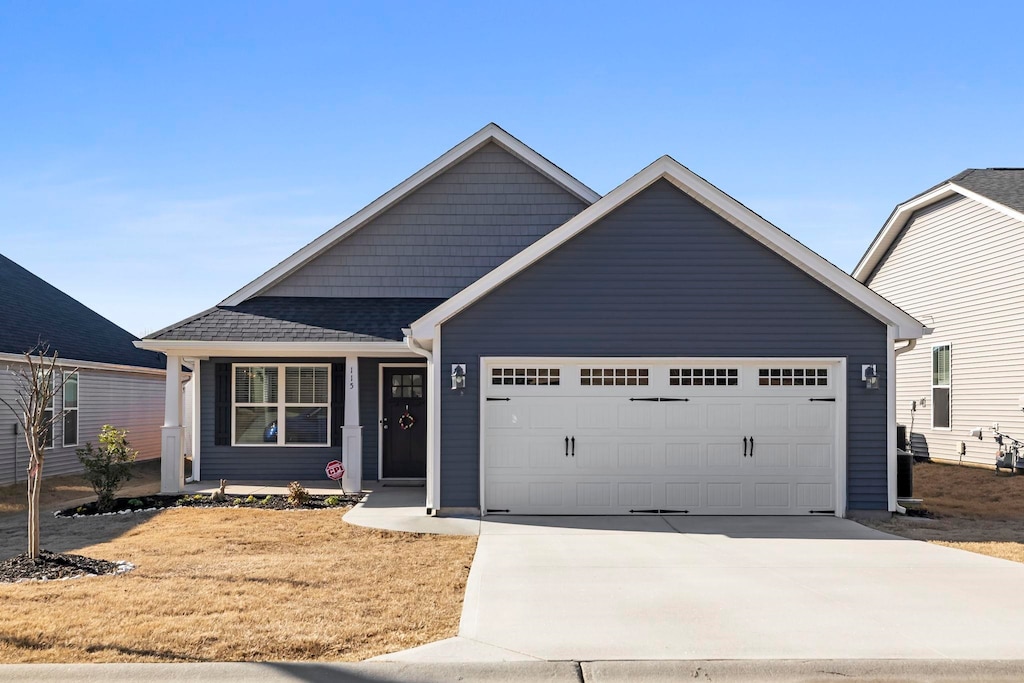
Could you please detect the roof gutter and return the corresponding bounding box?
[134,340,411,358]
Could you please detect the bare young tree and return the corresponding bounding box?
[0,345,77,559]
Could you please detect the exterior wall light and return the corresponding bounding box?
[862,364,879,390]
[451,364,466,391]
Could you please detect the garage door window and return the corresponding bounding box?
[491,368,560,386]
[758,368,828,387]
[581,368,649,386]
[670,368,738,386]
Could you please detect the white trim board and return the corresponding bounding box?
[377,362,428,481]
[410,156,925,341]
[853,181,1024,282]
[219,123,600,307]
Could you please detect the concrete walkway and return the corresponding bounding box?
[342,485,480,535]
[378,515,1024,662]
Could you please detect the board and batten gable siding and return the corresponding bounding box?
[867,194,1024,466]
[439,179,890,511]
[0,366,163,486]
[263,143,589,299]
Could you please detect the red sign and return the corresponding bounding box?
[325,460,345,481]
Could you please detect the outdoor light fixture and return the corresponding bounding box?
[451,364,466,390]
[861,364,879,390]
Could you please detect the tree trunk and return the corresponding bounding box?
[27,461,41,559]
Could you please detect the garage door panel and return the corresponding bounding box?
[665,482,701,508]
[754,482,792,509]
[617,403,656,430]
[750,441,790,469]
[707,482,743,509]
[664,402,701,430]
[618,482,654,508]
[796,482,833,508]
[706,442,742,470]
[665,442,701,470]
[707,403,743,431]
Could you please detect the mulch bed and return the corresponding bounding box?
[55,491,364,518]
[0,550,133,584]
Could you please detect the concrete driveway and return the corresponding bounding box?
[455,515,1024,660]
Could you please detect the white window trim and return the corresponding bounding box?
[931,342,952,431]
[62,371,79,448]
[230,363,332,448]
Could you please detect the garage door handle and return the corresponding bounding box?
[565,436,569,457]
[749,436,754,457]
[571,437,575,457]
[743,436,747,457]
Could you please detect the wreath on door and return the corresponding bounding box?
[398,411,416,430]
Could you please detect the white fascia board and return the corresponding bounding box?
[411,156,925,341]
[0,351,168,377]
[134,340,411,358]
[852,184,960,282]
[219,123,600,307]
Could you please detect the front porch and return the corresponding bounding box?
[152,346,438,513]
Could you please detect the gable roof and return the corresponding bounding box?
[0,253,165,369]
[409,156,925,341]
[146,296,447,343]
[219,123,600,307]
[854,168,1024,282]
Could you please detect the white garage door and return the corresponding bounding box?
[483,360,840,515]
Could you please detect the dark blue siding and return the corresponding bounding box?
[199,356,425,481]
[439,179,889,511]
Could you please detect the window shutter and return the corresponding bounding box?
[332,362,344,444]
[214,363,231,446]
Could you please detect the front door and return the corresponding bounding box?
[382,367,428,478]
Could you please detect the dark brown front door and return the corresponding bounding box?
[382,367,427,478]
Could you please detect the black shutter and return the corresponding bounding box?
[214,363,231,446]
[332,362,345,447]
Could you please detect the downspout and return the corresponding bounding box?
[891,338,918,515]
[403,329,436,515]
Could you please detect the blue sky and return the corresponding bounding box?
[2,1,1023,336]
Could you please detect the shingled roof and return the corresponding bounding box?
[147,297,448,342]
[0,253,165,369]
[949,168,1024,215]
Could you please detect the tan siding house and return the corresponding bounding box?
[856,169,1024,467]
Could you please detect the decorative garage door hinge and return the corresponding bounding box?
[486,397,511,401]
[630,509,689,514]
[808,510,836,514]
[486,509,510,513]
[629,397,690,402]
[808,398,835,402]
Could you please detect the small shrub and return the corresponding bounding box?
[244,495,257,504]
[287,481,309,508]
[76,506,86,515]
[76,425,138,513]
[325,495,342,507]
[128,498,143,508]
[259,495,273,506]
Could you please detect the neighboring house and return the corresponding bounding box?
[139,124,923,518]
[0,253,167,486]
[855,169,1024,467]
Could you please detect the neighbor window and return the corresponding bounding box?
[233,365,330,446]
[932,344,951,429]
[63,372,79,447]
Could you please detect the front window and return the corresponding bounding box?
[63,372,79,447]
[932,344,951,429]
[233,365,329,446]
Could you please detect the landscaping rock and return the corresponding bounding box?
[0,550,133,583]
[55,492,364,518]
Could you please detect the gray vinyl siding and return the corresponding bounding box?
[440,179,890,511]
[264,143,588,298]
[867,194,1024,466]
[199,356,423,481]
[0,366,163,486]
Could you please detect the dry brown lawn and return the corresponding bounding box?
[0,507,478,663]
[864,460,1024,563]
[0,459,161,515]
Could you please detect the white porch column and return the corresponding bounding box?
[161,354,185,494]
[341,355,363,493]
[188,358,201,482]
